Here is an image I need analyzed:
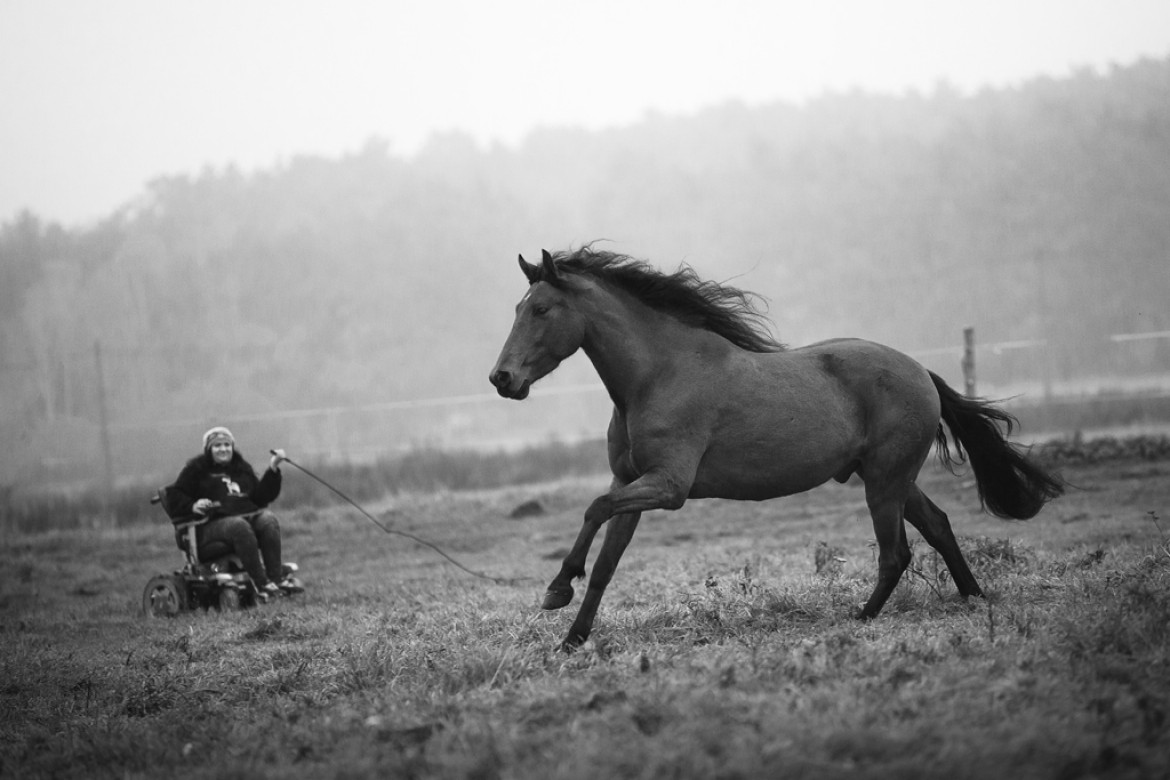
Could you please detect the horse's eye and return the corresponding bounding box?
[533,305,550,317]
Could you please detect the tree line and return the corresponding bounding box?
[2,56,1169,485]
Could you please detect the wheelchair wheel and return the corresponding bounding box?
[217,587,242,612]
[143,575,188,618]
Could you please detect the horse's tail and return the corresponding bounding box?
[929,371,1063,519]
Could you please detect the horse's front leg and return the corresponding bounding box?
[541,513,606,610]
[542,470,684,610]
[561,511,641,652]
[554,468,690,651]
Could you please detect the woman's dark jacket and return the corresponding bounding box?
[163,450,282,543]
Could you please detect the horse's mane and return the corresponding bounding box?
[543,247,786,353]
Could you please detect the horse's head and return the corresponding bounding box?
[489,250,586,400]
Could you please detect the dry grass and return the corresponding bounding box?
[1,460,1168,779]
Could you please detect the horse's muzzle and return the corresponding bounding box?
[489,369,531,400]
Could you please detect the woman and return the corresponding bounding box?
[168,426,298,601]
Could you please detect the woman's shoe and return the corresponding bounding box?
[276,575,304,594]
[257,582,282,603]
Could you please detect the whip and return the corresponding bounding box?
[273,450,524,585]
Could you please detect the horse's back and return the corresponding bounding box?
[789,338,941,433]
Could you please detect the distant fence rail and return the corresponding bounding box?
[5,328,1170,490]
[104,328,1170,431]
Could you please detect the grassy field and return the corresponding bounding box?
[2,454,1168,779]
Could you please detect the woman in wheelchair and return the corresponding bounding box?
[166,426,301,602]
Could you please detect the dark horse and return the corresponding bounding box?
[489,247,1063,652]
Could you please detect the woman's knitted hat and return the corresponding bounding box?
[202,426,235,451]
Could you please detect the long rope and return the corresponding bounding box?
[274,451,523,585]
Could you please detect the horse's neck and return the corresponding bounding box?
[579,290,721,407]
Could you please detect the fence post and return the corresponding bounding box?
[94,340,115,526]
[961,326,976,397]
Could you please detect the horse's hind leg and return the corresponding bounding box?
[561,511,642,652]
[858,484,913,620]
[904,484,983,599]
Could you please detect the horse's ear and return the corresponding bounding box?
[540,249,560,284]
[518,254,540,284]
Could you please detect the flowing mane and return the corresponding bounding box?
[541,247,786,353]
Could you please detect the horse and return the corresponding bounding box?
[489,247,1063,652]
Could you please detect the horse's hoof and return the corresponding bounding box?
[559,633,587,654]
[542,586,574,610]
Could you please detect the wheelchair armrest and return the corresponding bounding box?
[152,487,219,520]
[173,517,213,564]
[173,517,212,531]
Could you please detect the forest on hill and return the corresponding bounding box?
[2,57,1169,486]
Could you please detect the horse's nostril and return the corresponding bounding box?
[490,370,511,388]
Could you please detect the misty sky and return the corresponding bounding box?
[2,0,1169,226]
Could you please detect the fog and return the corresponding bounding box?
[2,3,1169,488]
[4,0,1169,222]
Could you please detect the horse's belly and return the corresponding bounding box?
[688,464,845,501]
[683,367,865,500]
[688,431,860,501]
